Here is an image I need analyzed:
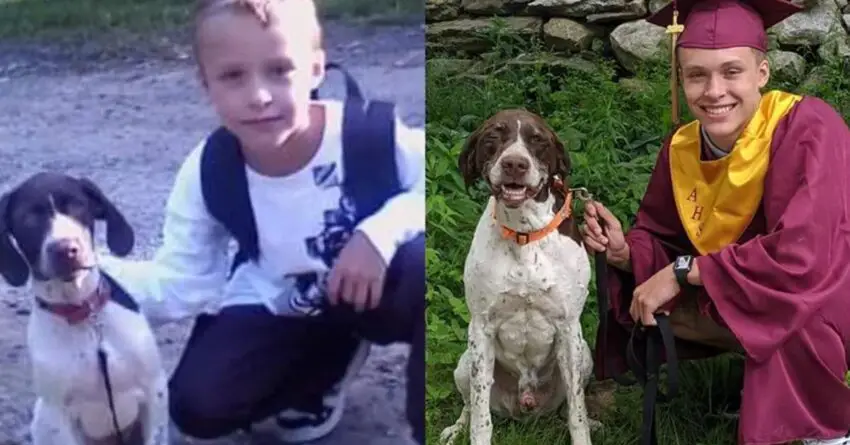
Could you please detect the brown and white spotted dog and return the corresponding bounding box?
[439,109,596,445]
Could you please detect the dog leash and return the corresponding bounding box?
[574,190,679,445]
[572,188,637,388]
[91,309,126,445]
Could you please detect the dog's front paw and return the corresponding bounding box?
[439,424,464,445]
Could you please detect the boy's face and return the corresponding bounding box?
[195,8,324,151]
[679,46,769,149]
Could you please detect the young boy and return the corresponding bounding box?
[101,0,425,443]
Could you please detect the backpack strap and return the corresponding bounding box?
[322,63,402,222]
[101,270,141,313]
[199,127,259,274]
[311,62,363,101]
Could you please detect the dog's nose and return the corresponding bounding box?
[48,238,81,261]
[500,155,530,177]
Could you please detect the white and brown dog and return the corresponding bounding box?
[0,172,168,445]
[439,109,595,445]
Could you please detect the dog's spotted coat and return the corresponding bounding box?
[439,110,596,445]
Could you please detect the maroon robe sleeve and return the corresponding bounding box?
[696,97,850,364]
[607,134,694,325]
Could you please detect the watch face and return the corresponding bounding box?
[675,256,691,270]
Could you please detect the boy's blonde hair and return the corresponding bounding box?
[192,0,324,60]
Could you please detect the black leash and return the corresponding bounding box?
[626,316,679,445]
[98,347,125,444]
[591,208,679,445]
[593,230,637,388]
[93,318,126,445]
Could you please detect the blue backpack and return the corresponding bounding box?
[198,63,403,275]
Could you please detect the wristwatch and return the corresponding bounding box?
[673,255,694,288]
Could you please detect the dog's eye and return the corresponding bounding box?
[65,197,85,210]
[19,204,49,227]
[55,194,85,211]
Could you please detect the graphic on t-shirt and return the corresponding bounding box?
[287,161,357,316]
[313,162,341,189]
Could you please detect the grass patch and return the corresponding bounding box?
[425,27,850,445]
[0,0,423,40]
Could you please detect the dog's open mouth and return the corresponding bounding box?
[498,182,536,206]
[502,183,526,198]
[57,265,94,282]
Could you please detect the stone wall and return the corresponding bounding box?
[426,0,850,84]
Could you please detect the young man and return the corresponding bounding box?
[100,0,424,444]
[582,0,850,444]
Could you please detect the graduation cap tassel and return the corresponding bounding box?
[666,5,684,126]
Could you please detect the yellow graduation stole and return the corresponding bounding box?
[669,90,802,255]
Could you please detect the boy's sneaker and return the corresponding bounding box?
[253,339,371,443]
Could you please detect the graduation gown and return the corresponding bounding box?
[594,93,850,444]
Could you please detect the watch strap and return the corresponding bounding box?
[673,255,693,288]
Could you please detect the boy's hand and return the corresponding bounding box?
[327,230,387,312]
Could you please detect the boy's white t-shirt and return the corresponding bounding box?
[100,100,424,325]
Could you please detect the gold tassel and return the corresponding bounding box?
[666,9,684,126]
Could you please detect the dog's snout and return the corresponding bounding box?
[48,238,81,261]
[500,155,530,177]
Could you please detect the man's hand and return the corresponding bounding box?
[327,230,387,312]
[581,201,630,270]
[630,263,679,326]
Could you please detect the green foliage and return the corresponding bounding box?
[426,25,850,445]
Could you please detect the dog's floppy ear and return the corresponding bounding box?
[77,178,134,256]
[458,122,490,189]
[0,191,30,287]
[551,135,571,181]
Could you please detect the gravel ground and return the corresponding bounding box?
[0,21,424,445]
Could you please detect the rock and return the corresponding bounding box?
[428,58,476,77]
[591,37,607,54]
[766,31,782,51]
[610,19,669,72]
[648,0,667,13]
[426,17,543,54]
[835,0,848,10]
[461,0,530,15]
[586,1,648,23]
[817,31,850,63]
[792,0,821,8]
[527,0,647,19]
[771,0,842,46]
[543,18,602,52]
[844,3,850,13]
[800,64,832,90]
[426,0,462,21]
[766,50,807,83]
[497,53,603,75]
[844,13,850,28]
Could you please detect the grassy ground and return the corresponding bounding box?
[425,29,850,445]
[0,0,423,39]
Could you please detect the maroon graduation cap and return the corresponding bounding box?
[646,0,803,124]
